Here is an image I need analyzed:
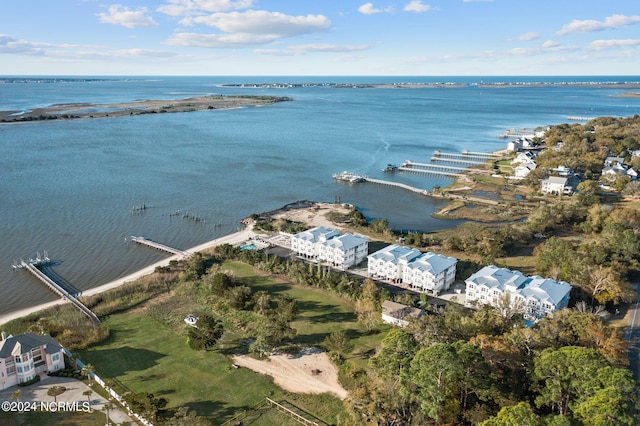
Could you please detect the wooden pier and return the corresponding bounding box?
[130,236,192,258]
[402,160,470,172]
[19,260,100,324]
[365,177,431,195]
[398,166,464,178]
[433,150,498,161]
[430,156,486,165]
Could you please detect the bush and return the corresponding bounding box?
[18,375,40,387]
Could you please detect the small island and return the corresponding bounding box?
[0,94,293,124]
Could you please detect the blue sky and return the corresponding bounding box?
[1,0,639,75]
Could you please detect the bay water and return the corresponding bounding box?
[1,76,639,317]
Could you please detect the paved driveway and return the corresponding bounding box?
[0,375,135,425]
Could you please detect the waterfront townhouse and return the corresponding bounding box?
[0,332,65,390]
[290,226,340,260]
[402,252,458,295]
[465,265,571,322]
[367,244,422,282]
[317,233,369,270]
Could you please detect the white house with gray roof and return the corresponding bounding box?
[0,332,65,389]
[367,244,422,282]
[290,226,340,259]
[541,176,574,195]
[317,232,369,270]
[402,252,458,294]
[465,265,571,322]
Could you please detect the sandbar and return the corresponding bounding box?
[0,95,292,124]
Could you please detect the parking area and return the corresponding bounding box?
[0,375,135,425]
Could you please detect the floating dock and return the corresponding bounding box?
[130,236,192,258]
[14,255,100,324]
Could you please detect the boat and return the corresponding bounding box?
[382,164,398,172]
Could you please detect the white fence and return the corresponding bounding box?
[72,353,153,426]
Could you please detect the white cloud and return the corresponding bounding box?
[541,40,560,49]
[98,5,159,28]
[557,14,640,36]
[516,32,539,41]
[0,35,45,55]
[190,10,330,36]
[255,43,370,56]
[404,1,432,13]
[165,10,331,48]
[359,3,381,15]
[589,39,640,51]
[158,0,254,17]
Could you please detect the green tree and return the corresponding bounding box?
[187,315,224,351]
[47,385,65,403]
[83,389,93,405]
[10,389,21,403]
[480,402,543,426]
[404,343,463,424]
[322,330,354,357]
[370,329,418,381]
[532,346,608,416]
[81,363,95,385]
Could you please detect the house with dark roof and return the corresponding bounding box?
[0,332,65,389]
[381,300,423,327]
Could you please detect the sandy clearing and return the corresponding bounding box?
[233,347,348,400]
[270,202,353,231]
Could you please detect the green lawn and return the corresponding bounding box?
[74,260,391,425]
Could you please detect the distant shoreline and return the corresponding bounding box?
[0,95,292,124]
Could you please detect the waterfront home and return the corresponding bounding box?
[367,244,422,282]
[514,162,537,178]
[465,265,571,322]
[381,300,423,327]
[402,252,458,295]
[290,226,340,259]
[317,233,369,270]
[541,176,574,195]
[0,332,65,389]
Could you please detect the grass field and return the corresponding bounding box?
[75,260,390,425]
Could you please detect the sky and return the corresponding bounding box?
[1,0,639,76]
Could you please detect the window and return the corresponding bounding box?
[52,353,60,362]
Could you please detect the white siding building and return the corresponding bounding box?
[402,252,458,295]
[317,233,369,270]
[367,244,422,282]
[541,176,573,195]
[381,300,423,328]
[290,226,340,259]
[465,265,572,322]
[0,332,65,390]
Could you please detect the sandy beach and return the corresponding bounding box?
[0,227,256,325]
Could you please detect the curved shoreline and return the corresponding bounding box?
[0,227,256,325]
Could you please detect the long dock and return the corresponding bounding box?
[364,177,431,195]
[433,151,497,161]
[403,161,470,172]
[130,236,192,258]
[398,166,464,178]
[20,261,100,324]
[430,156,486,165]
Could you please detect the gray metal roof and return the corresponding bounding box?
[0,333,63,358]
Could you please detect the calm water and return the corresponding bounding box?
[1,76,639,317]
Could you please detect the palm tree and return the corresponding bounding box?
[82,389,93,405]
[102,402,115,425]
[81,363,95,385]
[47,386,64,403]
[10,389,21,403]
